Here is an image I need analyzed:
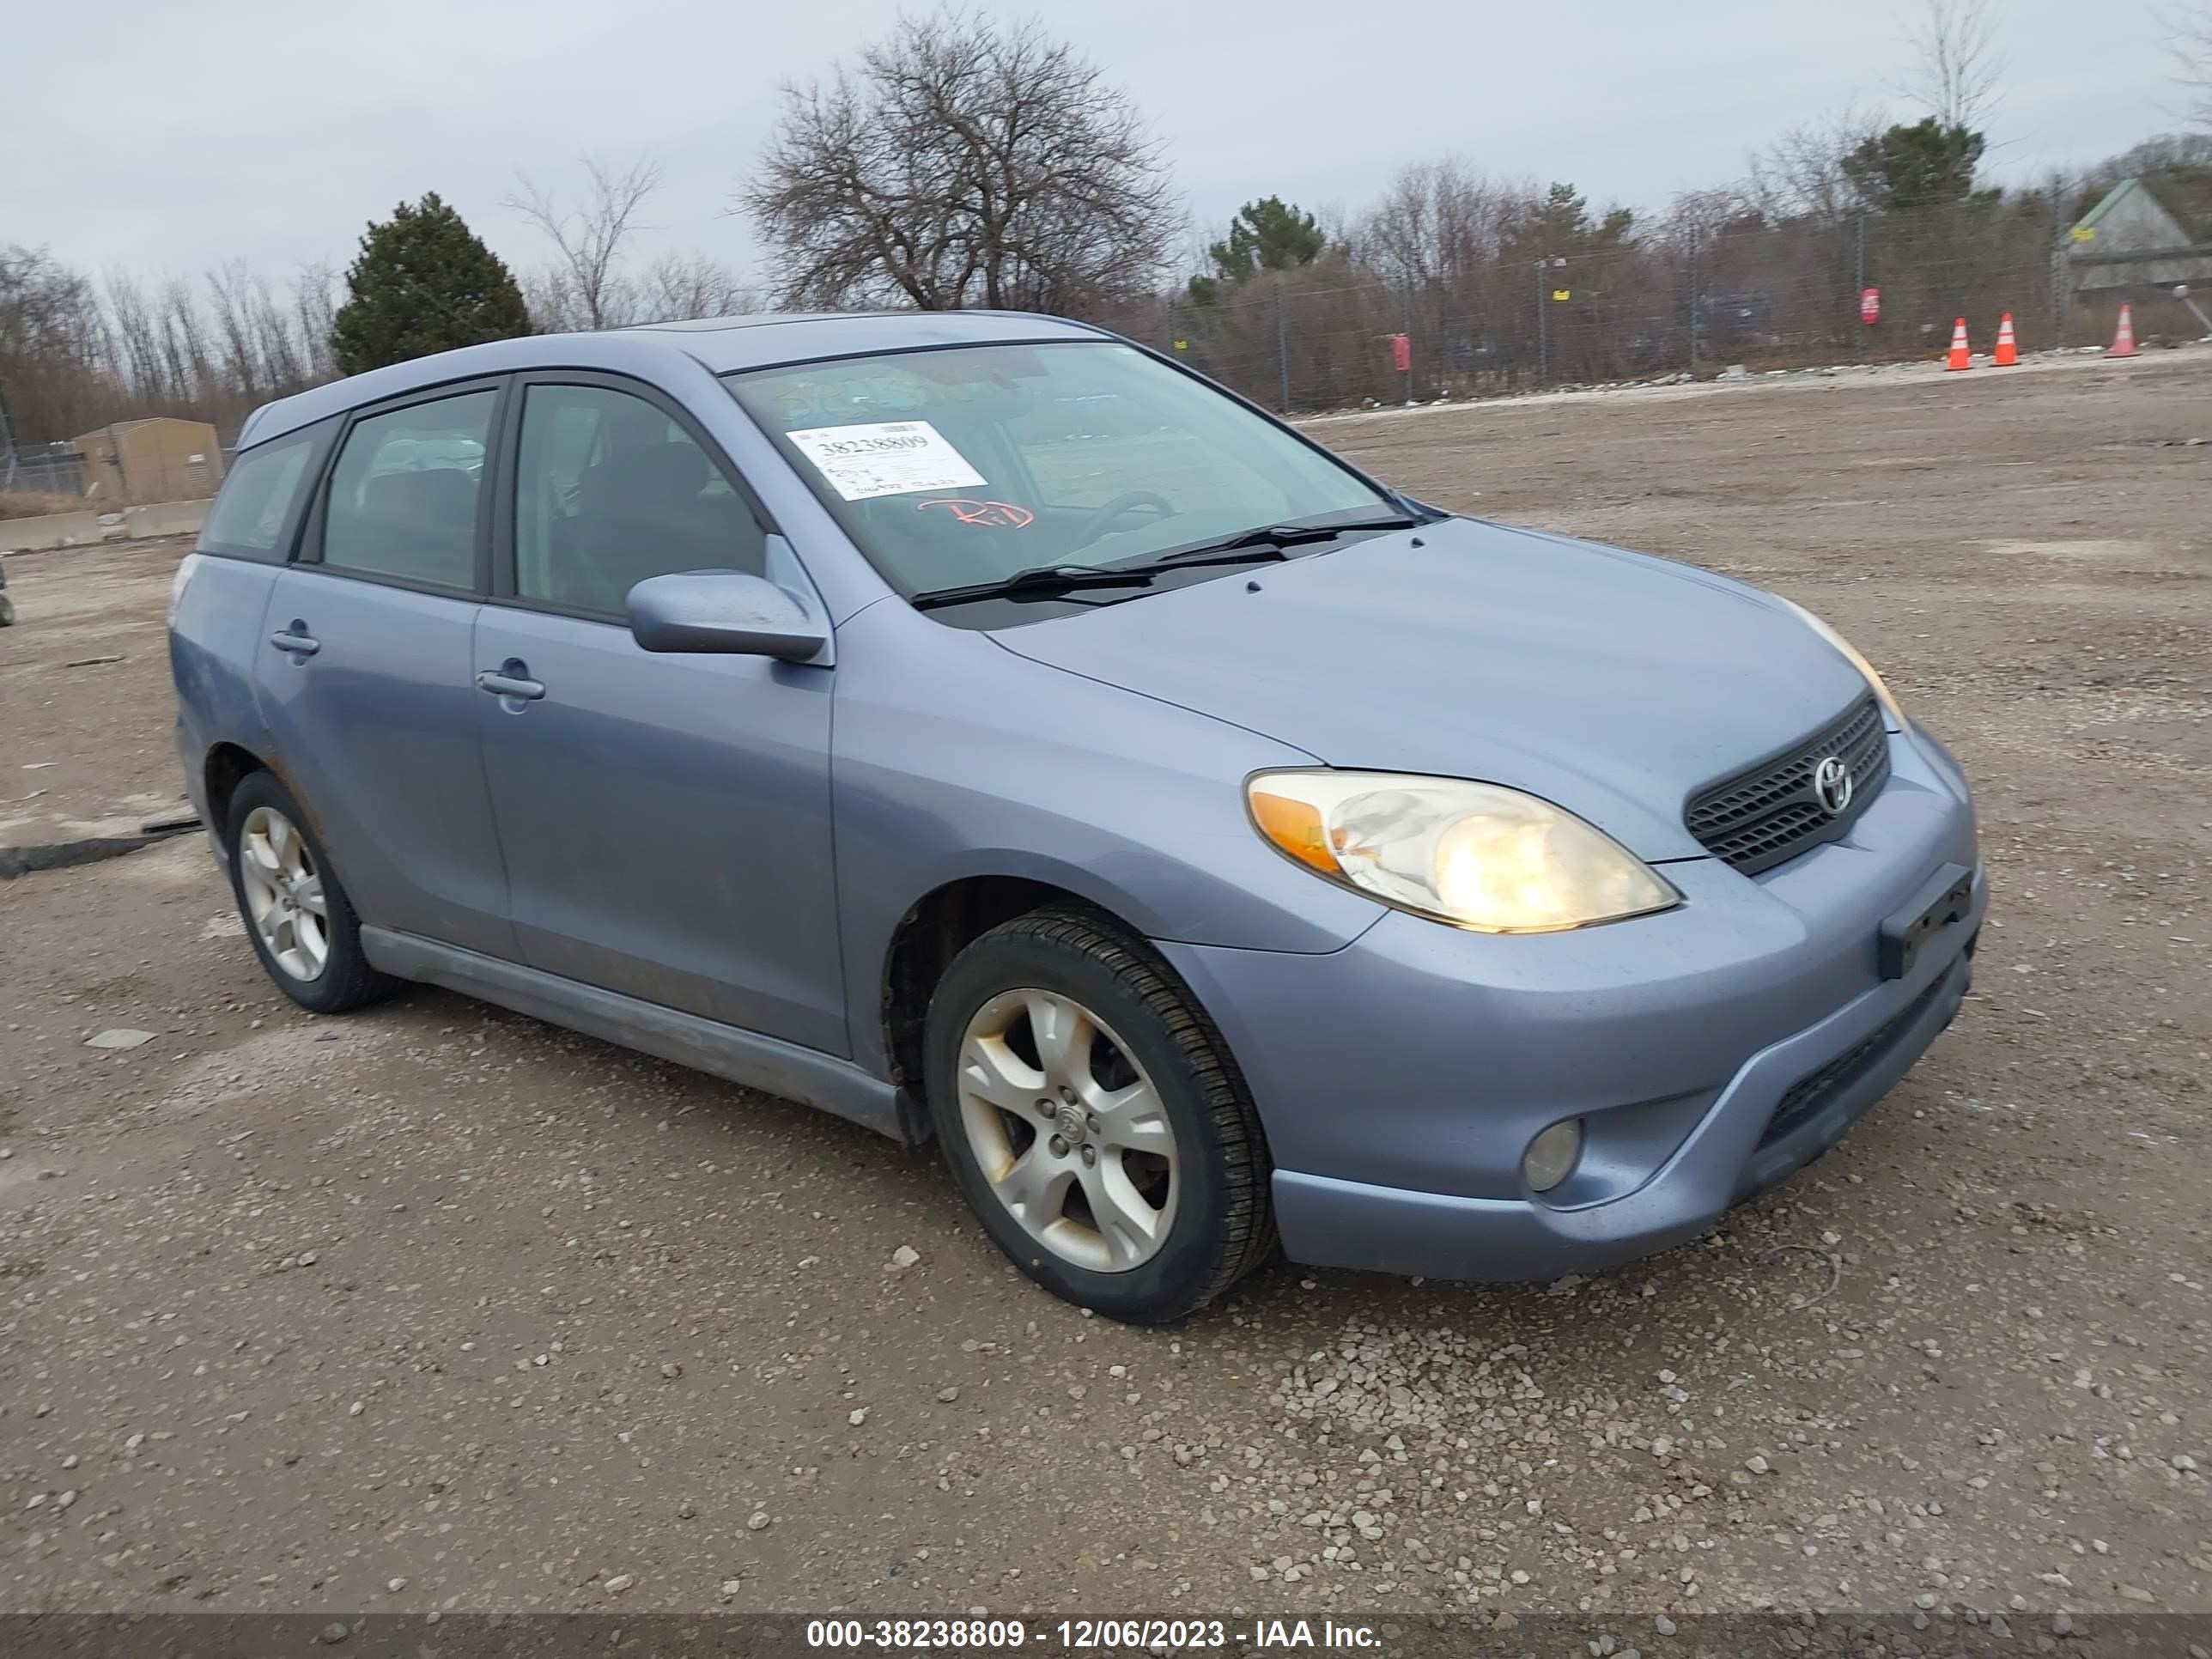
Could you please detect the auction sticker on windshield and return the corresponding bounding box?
[786,421,988,501]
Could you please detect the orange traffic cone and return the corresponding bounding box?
[2106,303,2138,359]
[1992,313,2019,367]
[1944,317,1973,370]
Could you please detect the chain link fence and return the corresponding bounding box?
[1,443,87,496]
[1108,196,2195,415]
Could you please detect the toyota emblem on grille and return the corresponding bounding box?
[1812,755,1854,816]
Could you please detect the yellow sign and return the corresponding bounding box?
[1173,337,1189,350]
[1552,289,1571,301]
[2069,225,2095,243]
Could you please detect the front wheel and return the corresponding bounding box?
[923,909,1276,1322]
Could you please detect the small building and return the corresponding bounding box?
[67,417,227,506]
[2068,177,2212,293]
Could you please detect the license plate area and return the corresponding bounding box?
[1879,863,1974,981]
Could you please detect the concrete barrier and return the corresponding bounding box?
[121,499,211,539]
[0,498,210,551]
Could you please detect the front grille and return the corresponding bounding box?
[1684,696,1890,874]
[1758,973,1947,1150]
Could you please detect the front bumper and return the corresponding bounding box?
[1156,725,1984,1282]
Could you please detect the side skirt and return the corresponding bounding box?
[361,927,914,1144]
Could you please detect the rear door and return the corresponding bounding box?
[172,417,339,804]
[258,380,517,958]
[471,373,843,1053]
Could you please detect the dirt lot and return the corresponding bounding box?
[3,352,2209,1620]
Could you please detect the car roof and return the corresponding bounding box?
[234,309,1116,450]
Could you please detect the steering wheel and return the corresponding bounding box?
[1071,490,1176,550]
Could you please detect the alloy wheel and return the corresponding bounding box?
[237,805,329,981]
[954,988,1179,1272]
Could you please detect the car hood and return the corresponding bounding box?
[988,516,1872,862]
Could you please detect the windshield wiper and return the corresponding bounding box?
[909,562,1159,611]
[908,513,1425,611]
[1132,513,1423,572]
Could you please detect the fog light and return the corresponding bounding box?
[1522,1119,1583,1193]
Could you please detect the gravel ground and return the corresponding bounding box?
[2,350,2208,1619]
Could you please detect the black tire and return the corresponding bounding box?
[0,592,15,627]
[923,908,1277,1323]
[222,769,399,1014]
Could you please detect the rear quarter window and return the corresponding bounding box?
[198,418,337,562]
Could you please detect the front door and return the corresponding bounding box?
[258,384,515,959]
[472,376,844,1054]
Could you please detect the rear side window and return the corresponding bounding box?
[198,420,332,562]
[320,391,497,590]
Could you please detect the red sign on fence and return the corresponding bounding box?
[1389,332,1411,374]
[1859,287,1881,326]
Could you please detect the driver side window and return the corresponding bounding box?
[513,384,767,615]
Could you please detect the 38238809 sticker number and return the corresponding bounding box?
[784,420,988,501]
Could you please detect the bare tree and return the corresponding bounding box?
[1309,202,1356,256]
[0,246,106,441]
[640,252,757,321]
[246,270,305,391]
[156,277,213,409]
[519,266,584,335]
[204,261,268,404]
[1745,107,1886,222]
[1356,158,1523,289]
[740,10,1179,314]
[1658,186,1753,249]
[2174,4,2212,128]
[293,262,338,381]
[202,260,343,411]
[0,249,96,364]
[510,155,662,331]
[103,272,167,402]
[1898,0,2002,131]
[10,252,338,447]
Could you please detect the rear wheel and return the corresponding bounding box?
[223,770,398,1014]
[924,908,1276,1322]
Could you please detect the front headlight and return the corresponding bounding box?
[1780,599,1905,729]
[1247,771,1680,933]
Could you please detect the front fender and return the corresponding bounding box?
[830,602,1383,1077]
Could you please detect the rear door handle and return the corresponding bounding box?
[268,629,319,657]
[476,666,545,701]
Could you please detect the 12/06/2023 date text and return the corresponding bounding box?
[1060,1623,1380,1650]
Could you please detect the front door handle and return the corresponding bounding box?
[476,661,545,701]
[268,628,319,657]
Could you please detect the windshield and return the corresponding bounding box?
[723,341,1394,601]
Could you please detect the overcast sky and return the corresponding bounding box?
[8,0,2170,293]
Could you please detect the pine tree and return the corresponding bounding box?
[1500,183,1635,264]
[329,193,532,375]
[1841,120,1990,213]
[1189,198,1326,303]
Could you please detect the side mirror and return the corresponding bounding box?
[626,570,829,661]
